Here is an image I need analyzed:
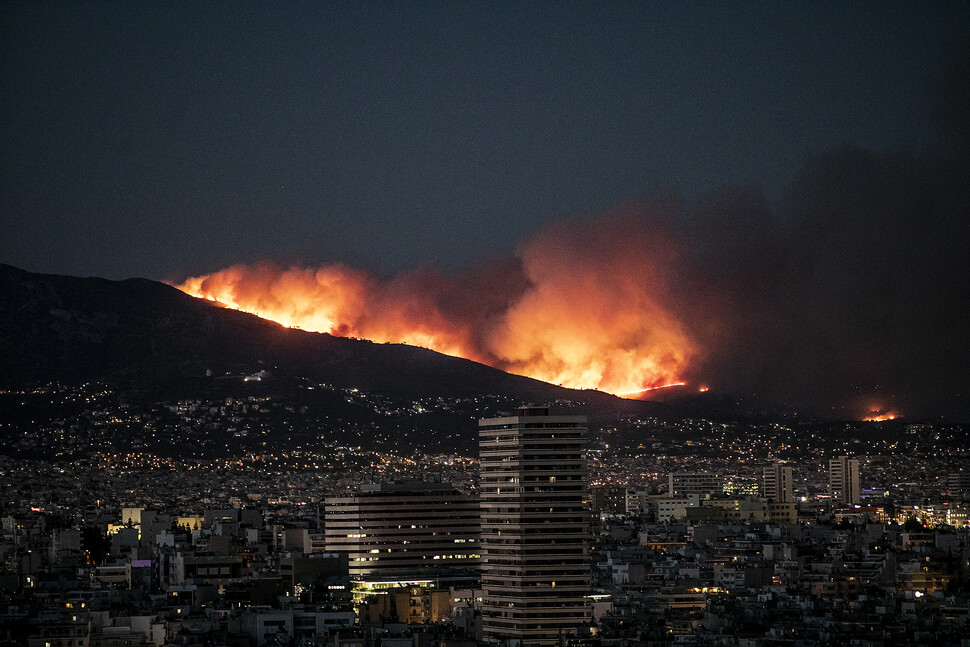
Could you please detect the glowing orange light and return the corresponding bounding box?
[863,411,898,422]
[698,385,709,393]
[175,212,698,396]
[176,261,695,396]
[616,382,687,397]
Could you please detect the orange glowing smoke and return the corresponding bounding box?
[863,410,899,422]
[176,210,696,396]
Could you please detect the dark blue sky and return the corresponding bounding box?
[2,2,966,281]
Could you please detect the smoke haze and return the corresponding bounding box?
[179,208,696,397]
[178,44,970,420]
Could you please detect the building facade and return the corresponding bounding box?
[763,462,794,503]
[479,407,590,646]
[668,472,723,498]
[323,482,480,581]
[829,456,861,505]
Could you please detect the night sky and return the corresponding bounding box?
[2,2,969,418]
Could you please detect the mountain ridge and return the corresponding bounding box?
[0,263,655,415]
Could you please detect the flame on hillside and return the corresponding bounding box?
[863,410,899,422]
[176,211,696,397]
[616,382,688,399]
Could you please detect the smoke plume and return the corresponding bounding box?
[178,206,696,396]
[178,43,970,420]
[178,151,968,418]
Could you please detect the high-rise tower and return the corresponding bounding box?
[479,407,590,646]
[828,456,861,505]
[763,462,794,503]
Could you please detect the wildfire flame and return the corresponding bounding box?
[175,211,696,396]
[616,382,688,398]
[863,410,899,422]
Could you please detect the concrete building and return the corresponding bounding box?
[279,553,349,596]
[829,456,861,505]
[763,462,794,503]
[668,472,723,498]
[767,502,797,524]
[173,554,247,585]
[323,481,480,581]
[479,407,591,646]
[948,470,970,495]
[590,485,627,516]
[656,494,701,522]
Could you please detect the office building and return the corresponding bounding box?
[668,471,723,498]
[479,407,590,646]
[829,456,861,505]
[323,481,480,581]
[763,462,794,503]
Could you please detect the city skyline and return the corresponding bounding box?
[2,390,968,644]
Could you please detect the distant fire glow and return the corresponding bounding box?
[176,212,696,397]
[863,410,899,422]
[616,382,687,398]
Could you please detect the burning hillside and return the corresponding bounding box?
[177,210,696,396]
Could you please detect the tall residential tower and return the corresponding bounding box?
[479,407,590,646]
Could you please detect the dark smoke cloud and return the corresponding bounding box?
[181,43,970,420]
[673,41,970,419]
